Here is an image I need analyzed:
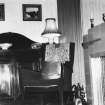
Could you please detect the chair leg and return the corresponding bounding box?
[40,94,44,105]
[58,87,63,105]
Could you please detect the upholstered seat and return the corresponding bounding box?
[22,71,60,86]
[21,62,64,105]
[21,61,63,92]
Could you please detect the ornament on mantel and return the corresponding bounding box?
[90,18,94,28]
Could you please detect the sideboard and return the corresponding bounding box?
[0,32,75,105]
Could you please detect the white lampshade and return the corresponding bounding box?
[41,18,61,43]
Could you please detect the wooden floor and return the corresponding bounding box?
[24,92,59,105]
[0,92,59,105]
[0,92,73,105]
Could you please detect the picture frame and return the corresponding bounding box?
[22,4,42,21]
[0,4,5,21]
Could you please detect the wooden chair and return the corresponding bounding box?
[20,55,64,105]
[20,43,75,105]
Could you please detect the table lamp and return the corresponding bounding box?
[41,18,61,44]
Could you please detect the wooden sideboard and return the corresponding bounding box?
[0,32,75,105]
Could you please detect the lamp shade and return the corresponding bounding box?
[41,18,61,38]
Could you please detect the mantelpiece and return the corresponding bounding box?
[83,23,105,56]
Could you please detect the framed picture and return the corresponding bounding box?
[0,4,5,21]
[23,4,42,21]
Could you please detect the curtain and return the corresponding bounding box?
[57,0,85,89]
[90,57,104,105]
